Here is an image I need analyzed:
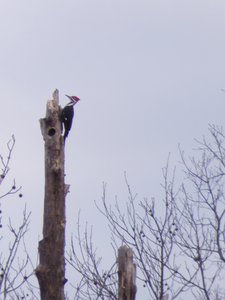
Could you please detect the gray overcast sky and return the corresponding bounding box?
[1,1,225,298]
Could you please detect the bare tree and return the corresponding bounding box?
[174,124,225,299]
[0,135,22,200]
[69,171,186,300]
[69,125,225,300]
[95,173,187,300]
[0,136,37,299]
[67,213,118,300]
[0,209,37,300]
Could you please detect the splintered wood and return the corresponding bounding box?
[118,246,137,300]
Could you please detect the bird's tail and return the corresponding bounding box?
[64,130,69,142]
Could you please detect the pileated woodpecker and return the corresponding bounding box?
[61,95,80,141]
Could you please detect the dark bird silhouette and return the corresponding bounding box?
[61,95,80,141]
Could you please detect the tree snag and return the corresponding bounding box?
[36,89,67,300]
[118,246,137,300]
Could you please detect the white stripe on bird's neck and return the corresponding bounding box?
[67,101,75,106]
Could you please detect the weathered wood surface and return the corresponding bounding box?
[118,246,137,300]
[36,90,66,300]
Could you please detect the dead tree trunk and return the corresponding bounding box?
[118,246,137,300]
[36,90,67,300]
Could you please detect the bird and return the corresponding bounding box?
[61,95,80,141]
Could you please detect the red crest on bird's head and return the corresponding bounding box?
[65,95,80,104]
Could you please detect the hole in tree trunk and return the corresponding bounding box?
[48,128,56,136]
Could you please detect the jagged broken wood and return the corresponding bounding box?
[36,90,68,300]
[118,246,137,300]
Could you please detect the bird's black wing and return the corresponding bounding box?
[61,106,74,141]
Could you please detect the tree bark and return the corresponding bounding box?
[118,246,137,300]
[36,89,67,300]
